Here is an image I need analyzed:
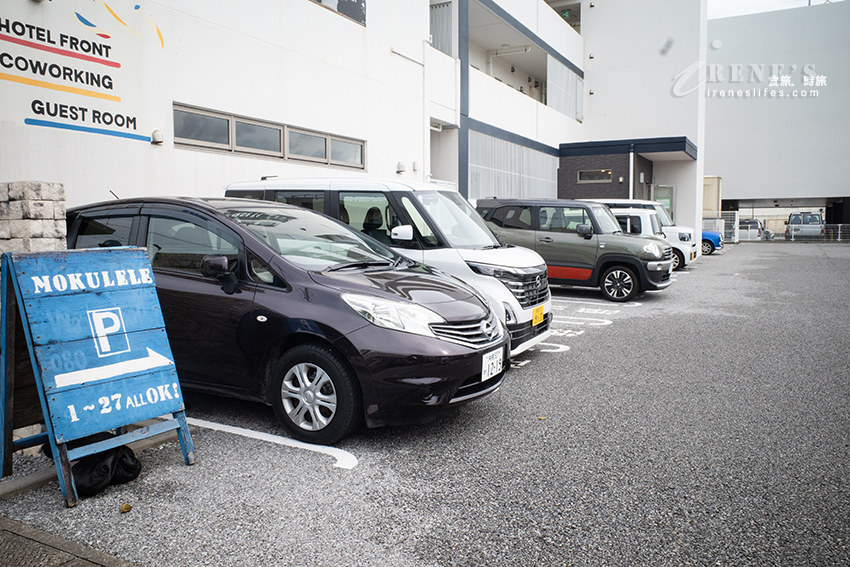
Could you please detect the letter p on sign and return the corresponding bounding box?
[87,307,131,357]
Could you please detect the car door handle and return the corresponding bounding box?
[537,237,553,243]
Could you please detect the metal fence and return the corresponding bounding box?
[741,224,850,242]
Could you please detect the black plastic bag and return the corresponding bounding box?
[71,446,142,497]
[44,433,143,497]
[112,446,142,485]
[72,448,121,497]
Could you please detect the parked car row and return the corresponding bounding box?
[475,198,674,302]
[64,182,721,444]
[580,198,698,271]
[67,196,512,445]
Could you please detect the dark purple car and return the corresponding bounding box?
[66,197,509,444]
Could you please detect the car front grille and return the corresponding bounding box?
[496,267,550,308]
[662,247,673,261]
[430,310,502,349]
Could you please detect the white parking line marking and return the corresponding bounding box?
[553,316,613,326]
[549,329,585,338]
[551,298,642,307]
[537,343,571,353]
[186,417,358,470]
[576,307,620,315]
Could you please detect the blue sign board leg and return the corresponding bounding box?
[55,442,80,506]
[1,259,14,477]
[174,411,196,465]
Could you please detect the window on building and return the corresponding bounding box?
[331,138,363,166]
[235,120,282,155]
[577,169,612,183]
[174,108,230,148]
[173,104,364,169]
[288,130,327,161]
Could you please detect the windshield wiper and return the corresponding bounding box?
[326,260,393,272]
[390,256,409,268]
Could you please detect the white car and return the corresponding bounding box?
[610,207,666,240]
[581,198,698,270]
[225,178,552,356]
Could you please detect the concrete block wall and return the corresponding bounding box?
[0,181,66,254]
[1,181,65,456]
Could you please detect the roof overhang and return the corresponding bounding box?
[559,137,697,162]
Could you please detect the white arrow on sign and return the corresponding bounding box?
[53,347,174,388]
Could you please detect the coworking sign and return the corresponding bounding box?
[1,247,194,506]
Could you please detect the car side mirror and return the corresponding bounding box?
[201,254,240,295]
[391,224,414,241]
[201,254,230,277]
[784,220,789,225]
[576,224,593,239]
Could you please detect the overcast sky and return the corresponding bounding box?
[708,0,843,19]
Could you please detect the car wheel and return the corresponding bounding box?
[600,265,638,302]
[672,249,684,271]
[702,240,715,255]
[269,344,361,445]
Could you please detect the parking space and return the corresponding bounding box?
[1,243,849,567]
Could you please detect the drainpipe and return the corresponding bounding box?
[629,144,635,200]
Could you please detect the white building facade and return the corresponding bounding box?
[704,2,850,224]
[1,0,707,233]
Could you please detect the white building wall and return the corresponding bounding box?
[704,2,850,204]
[579,0,707,235]
[0,0,433,208]
[491,0,583,66]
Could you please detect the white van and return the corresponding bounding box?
[581,198,697,270]
[225,178,552,356]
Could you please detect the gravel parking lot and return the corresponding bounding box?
[2,243,849,567]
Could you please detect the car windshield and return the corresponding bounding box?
[414,190,502,248]
[223,205,397,271]
[648,203,675,227]
[590,204,623,234]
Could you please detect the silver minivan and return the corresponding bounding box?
[225,178,552,356]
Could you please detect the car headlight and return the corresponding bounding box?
[342,294,444,337]
[642,242,662,259]
[678,232,692,242]
[466,261,513,280]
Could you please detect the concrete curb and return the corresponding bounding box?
[0,515,143,567]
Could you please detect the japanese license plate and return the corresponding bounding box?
[482,348,503,382]
[532,305,544,326]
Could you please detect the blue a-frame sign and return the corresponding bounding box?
[1,247,195,507]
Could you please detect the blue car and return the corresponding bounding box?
[702,230,723,255]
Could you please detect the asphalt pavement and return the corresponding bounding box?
[1,242,848,567]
